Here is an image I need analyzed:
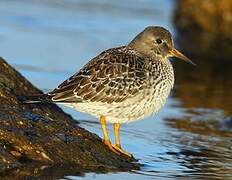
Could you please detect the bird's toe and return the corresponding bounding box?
[112,144,133,158]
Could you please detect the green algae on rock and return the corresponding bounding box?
[0,57,138,178]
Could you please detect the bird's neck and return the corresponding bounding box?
[154,57,175,88]
[125,45,174,88]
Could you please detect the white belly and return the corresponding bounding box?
[63,80,172,123]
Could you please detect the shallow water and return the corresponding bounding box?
[0,0,232,179]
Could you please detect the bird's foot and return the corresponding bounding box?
[104,140,120,155]
[112,144,132,158]
[103,140,132,157]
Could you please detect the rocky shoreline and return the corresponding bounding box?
[0,57,138,178]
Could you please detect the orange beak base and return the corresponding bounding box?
[170,49,196,66]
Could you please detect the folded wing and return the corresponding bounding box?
[48,47,148,104]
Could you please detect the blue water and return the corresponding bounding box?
[0,0,232,179]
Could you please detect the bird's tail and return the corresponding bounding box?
[20,94,52,104]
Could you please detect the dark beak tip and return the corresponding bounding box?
[191,61,197,66]
[171,48,196,66]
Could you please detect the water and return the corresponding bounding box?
[0,0,232,179]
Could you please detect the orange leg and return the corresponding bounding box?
[100,115,119,155]
[114,123,121,148]
[112,123,132,157]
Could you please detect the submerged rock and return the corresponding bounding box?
[0,57,138,178]
[174,0,232,60]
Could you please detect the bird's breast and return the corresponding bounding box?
[142,60,174,114]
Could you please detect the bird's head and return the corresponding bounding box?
[128,26,195,65]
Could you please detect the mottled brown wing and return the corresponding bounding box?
[48,47,148,103]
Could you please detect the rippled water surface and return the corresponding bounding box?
[0,0,232,179]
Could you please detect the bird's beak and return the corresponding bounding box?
[169,48,196,66]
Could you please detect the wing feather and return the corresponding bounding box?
[48,47,148,103]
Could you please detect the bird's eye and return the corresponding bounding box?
[156,39,163,44]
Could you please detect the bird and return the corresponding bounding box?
[23,26,194,157]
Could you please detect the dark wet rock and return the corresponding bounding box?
[0,57,138,178]
[174,0,232,60]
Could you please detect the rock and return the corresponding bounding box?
[174,0,232,60]
[0,57,138,178]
